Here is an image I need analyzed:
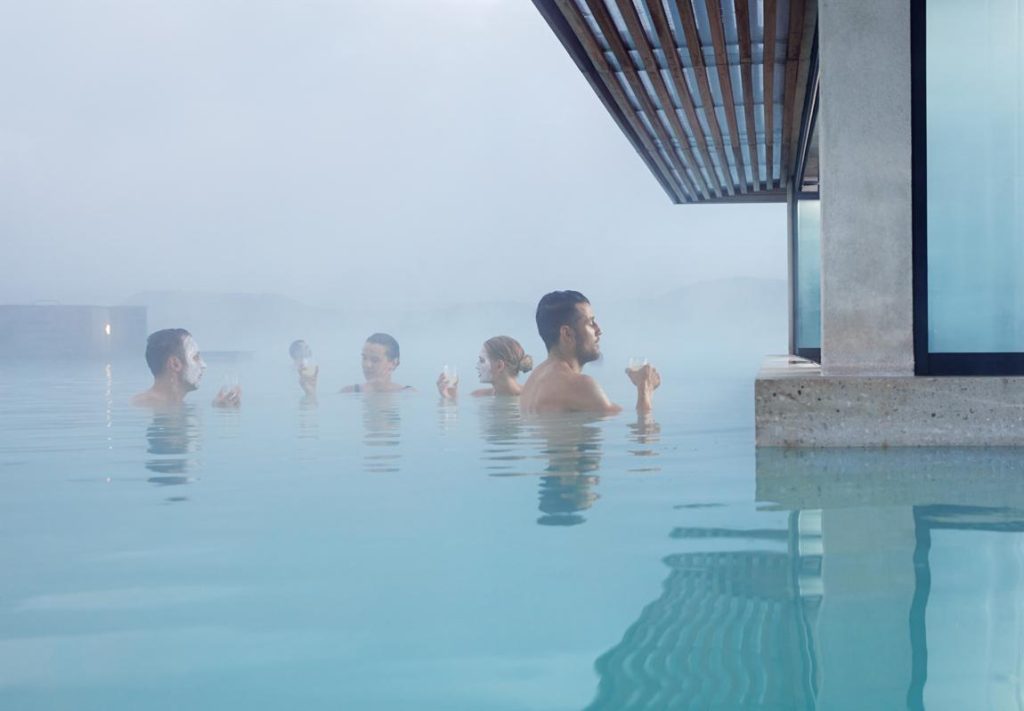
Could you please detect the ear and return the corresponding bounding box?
[493,359,507,375]
[559,324,576,344]
[167,355,183,373]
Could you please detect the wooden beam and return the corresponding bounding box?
[763,0,777,188]
[706,0,750,193]
[582,0,702,201]
[780,0,806,187]
[613,0,716,199]
[645,0,729,197]
[733,0,761,190]
[551,0,690,202]
[672,0,739,195]
[789,0,817,186]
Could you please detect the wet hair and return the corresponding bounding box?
[366,332,400,362]
[535,290,590,351]
[145,328,191,376]
[484,336,534,375]
[289,339,309,360]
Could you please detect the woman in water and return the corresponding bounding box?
[437,335,533,400]
[341,333,414,393]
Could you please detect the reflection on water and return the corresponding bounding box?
[589,549,816,710]
[477,407,665,527]
[583,449,1024,710]
[532,415,603,527]
[297,395,319,440]
[12,363,1024,709]
[626,413,661,473]
[144,407,201,486]
[479,397,527,476]
[361,394,402,474]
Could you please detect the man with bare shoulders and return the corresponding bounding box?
[132,328,240,408]
[520,291,660,415]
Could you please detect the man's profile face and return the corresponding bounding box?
[176,335,207,391]
[571,302,602,365]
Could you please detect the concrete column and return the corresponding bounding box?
[818,0,914,375]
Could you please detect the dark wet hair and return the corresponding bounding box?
[536,291,589,350]
[484,336,533,375]
[289,339,309,360]
[366,332,400,362]
[145,328,191,376]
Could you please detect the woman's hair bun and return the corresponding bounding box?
[518,354,534,374]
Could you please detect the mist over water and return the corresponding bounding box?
[0,1,786,313]
[0,2,811,709]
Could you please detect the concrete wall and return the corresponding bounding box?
[818,0,914,375]
[756,357,1024,447]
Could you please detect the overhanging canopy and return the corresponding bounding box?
[534,0,818,204]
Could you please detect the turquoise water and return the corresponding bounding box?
[3,359,1024,710]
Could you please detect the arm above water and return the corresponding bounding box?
[299,365,319,397]
[212,385,242,408]
[436,371,458,401]
[625,364,661,414]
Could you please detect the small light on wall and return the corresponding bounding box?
[104,323,111,336]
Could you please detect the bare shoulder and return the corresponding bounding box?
[567,373,619,413]
[131,390,158,407]
[568,373,603,396]
[471,387,494,397]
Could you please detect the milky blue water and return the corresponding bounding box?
[3,358,1024,710]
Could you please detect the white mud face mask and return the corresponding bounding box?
[476,348,493,383]
[182,336,207,388]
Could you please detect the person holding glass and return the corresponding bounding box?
[436,336,534,400]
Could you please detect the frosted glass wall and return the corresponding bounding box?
[796,199,821,351]
[928,0,1024,352]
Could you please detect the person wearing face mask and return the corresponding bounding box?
[340,333,414,393]
[132,328,241,408]
[520,290,661,415]
[436,336,533,400]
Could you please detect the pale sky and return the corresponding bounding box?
[0,0,785,310]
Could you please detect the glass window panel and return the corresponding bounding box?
[796,199,821,350]
[927,0,1024,352]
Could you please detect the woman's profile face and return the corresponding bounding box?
[361,342,396,381]
[476,347,494,383]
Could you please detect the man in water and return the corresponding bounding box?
[132,328,240,408]
[520,291,660,414]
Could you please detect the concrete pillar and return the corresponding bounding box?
[818,0,914,376]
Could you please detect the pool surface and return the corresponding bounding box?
[2,359,1024,710]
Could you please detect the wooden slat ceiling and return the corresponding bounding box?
[533,0,817,204]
